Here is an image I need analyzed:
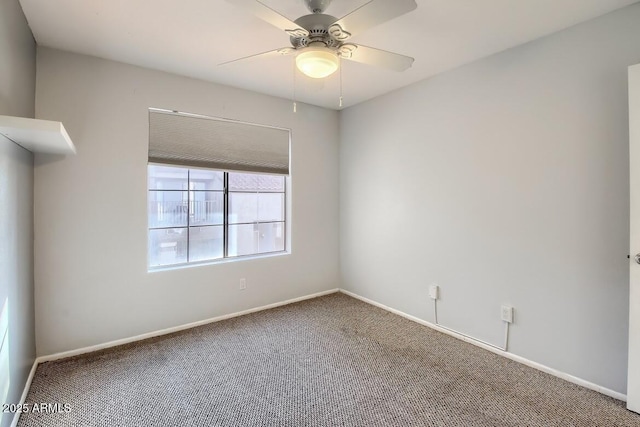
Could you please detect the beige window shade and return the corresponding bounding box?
[149,109,290,175]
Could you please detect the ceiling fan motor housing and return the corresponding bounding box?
[291,13,342,49]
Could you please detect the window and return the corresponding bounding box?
[148,165,286,268]
[147,108,290,269]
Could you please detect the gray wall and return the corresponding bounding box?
[340,4,640,394]
[0,0,36,426]
[34,48,340,356]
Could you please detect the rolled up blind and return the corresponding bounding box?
[148,109,290,175]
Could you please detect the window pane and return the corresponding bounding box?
[189,226,223,262]
[149,228,187,266]
[257,175,285,192]
[148,165,188,190]
[258,193,284,222]
[228,223,285,257]
[148,191,188,228]
[190,191,223,226]
[228,224,258,257]
[229,172,258,191]
[189,169,224,190]
[229,193,258,224]
[258,222,285,253]
[229,172,285,192]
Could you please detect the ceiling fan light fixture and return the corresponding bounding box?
[296,47,339,79]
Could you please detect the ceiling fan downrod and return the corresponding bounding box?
[304,0,333,14]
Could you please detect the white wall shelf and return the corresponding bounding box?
[0,115,76,155]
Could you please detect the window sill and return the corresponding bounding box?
[147,250,290,273]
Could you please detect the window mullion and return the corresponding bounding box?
[224,173,229,259]
[186,169,191,262]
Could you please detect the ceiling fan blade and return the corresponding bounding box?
[329,0,417,40]
[229,0,309,38]
[219,48,295,66]
[340,44,414,72]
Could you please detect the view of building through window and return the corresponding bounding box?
[148,165,285,268]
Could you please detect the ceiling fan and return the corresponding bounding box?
[222,0,418,79]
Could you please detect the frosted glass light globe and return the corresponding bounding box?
[296,48,339,79]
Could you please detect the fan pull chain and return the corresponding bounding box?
[293,57,298,113]
[339,58,343,108]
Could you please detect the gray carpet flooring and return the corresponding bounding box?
[17,292,640,426]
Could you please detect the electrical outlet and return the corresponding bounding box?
[501,305,514,323]
[428,284,439,300]
[239,278,246,290]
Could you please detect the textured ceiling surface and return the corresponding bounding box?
[20,0,639,109]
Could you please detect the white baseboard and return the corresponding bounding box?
[339,289,627,402]
[39,288,340,363]
[9,359,38,427]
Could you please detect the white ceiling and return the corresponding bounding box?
[19,0,639,110]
